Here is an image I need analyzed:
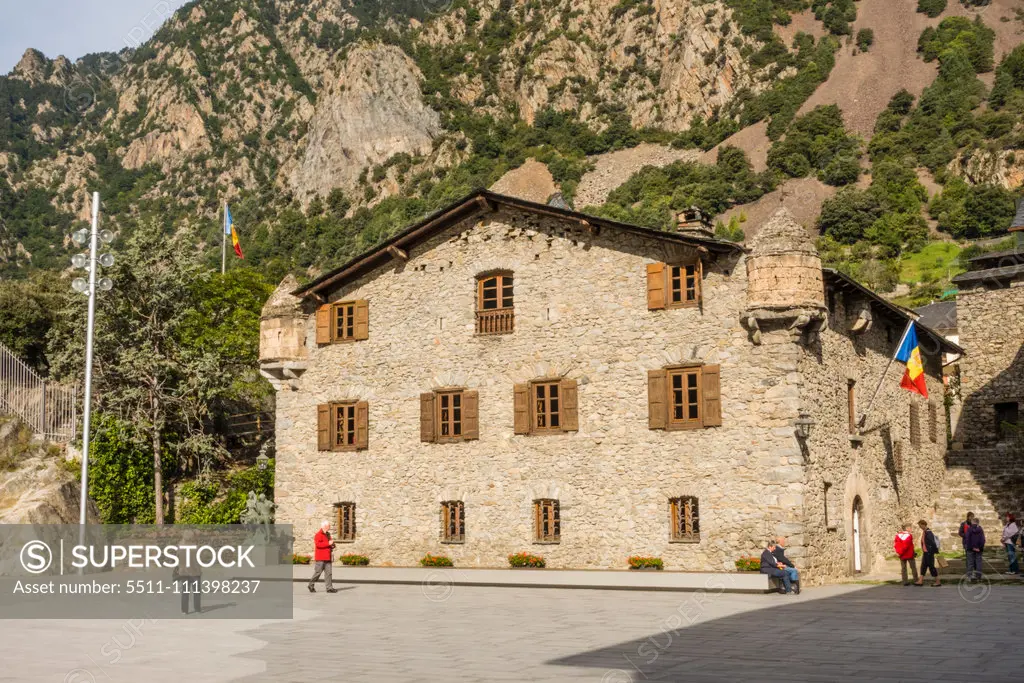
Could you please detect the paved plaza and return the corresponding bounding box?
[1,581,1021,682]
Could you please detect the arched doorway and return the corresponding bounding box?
[852,496,864,573]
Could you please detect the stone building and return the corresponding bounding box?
[260,190,957,582]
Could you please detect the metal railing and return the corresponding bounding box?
[0,341,78,441]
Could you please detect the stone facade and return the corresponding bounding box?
[955,283,1024,446]
[264,199,950,582]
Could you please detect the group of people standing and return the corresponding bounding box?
[893,520,942,586]
[894,511,1022,586]
[955,511,1021,581]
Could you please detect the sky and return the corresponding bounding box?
[0,0,191,74]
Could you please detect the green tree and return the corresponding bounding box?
[0,273,61,371]
[916,0,947,17]
[48,224,268,523]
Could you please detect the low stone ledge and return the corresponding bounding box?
[294,566,771,593]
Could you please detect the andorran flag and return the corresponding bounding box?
[226,205,243,259]
[895,322,927,398]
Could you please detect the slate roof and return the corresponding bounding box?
[913,300,957,333]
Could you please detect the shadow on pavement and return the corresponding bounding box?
[548,584,1023,682]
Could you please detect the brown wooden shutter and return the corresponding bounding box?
[317,404,331,451]
[353,300,369,340]
[696,258,704,309]
[355,400,369,449]
[316,305,332,345]
[462,390,480,440]
[560,379,578,431]
[646,263,666,310]
[648,369,668,429]
[513,384,530,435]
[701,364,722,427]
[420,392,436,443]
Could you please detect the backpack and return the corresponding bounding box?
[932,531,940,551]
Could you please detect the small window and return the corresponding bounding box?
[928,402,939,444]
[823,482,837,532]
[669,368,701,428]
[646,261,701,310]
[647,365,721,430]
[421,390,479,443]
[847,380,857,434]
[534,499,560,543]
[534,381,561,431]
[909,402,921,447]
[441,501,465,543]
[317,401,369,451]
[316,300,369,344]
[995,402,1020,440]
[893,441,904,474]
[514,380,579,435]
[476,272,514,335]
[334,502,356,542]
[669,496,700,542]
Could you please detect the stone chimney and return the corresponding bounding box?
[742,208,826,344]
[675,206,715,239]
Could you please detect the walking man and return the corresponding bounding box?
[894,523,918,586]
[1000,513,1020,576]
[964,516,986,582]
[308,520,338,593]
[760,540,794,594]
[774,536,801,594]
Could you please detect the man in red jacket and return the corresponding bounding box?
[894,523,918,586]
[308,520,337,593]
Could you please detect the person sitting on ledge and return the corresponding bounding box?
[760,540,794,594]
[774,536,801,594]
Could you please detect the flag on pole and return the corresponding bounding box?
[895,322,927,398]
[226,205,243,259]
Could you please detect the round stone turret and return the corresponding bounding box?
[746,208,825,311]
[260,274,308,364]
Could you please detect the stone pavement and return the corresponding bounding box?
[0,582,1021,682]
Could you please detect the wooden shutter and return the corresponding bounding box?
[696,258,704,308]
[463,390,480,440]
[353,299,369,340]
[560,379,578,431]
[701,364,722,427]
[317,404,331,451]
[355,400,369,449]
[420,393,436,443]
[646,262,666,310]
[513,384,530,435]
[648,369,668,429]
[316,305,332,345]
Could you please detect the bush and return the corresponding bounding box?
[292,554,312,565]
[735,556,762,572]
[339,554,370,566]
[508,552,546,568]
[916,0,947,17]
[628,556,664,570]
[856,28,875,51]
[420,554,454,567]
[917,17,995,73]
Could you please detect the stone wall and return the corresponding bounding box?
[956,283,1024,446]
[798,289,947,579]
[273,208,812,572]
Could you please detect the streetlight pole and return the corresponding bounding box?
[78,192,100,537]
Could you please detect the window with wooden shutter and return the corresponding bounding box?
[522,379,579,434]
[422,390,479,443]
[650,365,721,430]
[334,502,356,541]
[513,384,530,435]
[647,261,701,310]
[533,499,560,543]
[317,404,331,450]
[322,401,368,452]
[441,501,465,543]
[669,496,700,542]
[320,300,369,343]
[928,401,939,444]
[909,402,920,447]
[476,272,514,335]
[355,400,369,450]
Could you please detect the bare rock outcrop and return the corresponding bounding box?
[290,43,442,202]
[489,159,558,204]
[575,143,700,208]
[948,148,1024,190]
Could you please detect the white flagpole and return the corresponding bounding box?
[857,319,914,430]
[221,202,227,275]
